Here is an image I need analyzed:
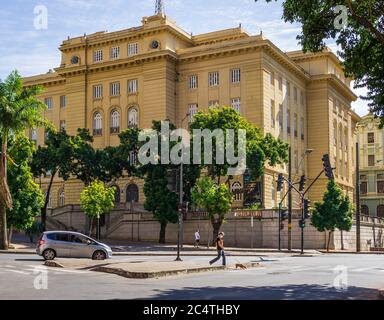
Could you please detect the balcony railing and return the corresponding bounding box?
[93,129,102,136]
[110,127,120,134]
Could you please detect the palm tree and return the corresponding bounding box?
[0,71,48,250]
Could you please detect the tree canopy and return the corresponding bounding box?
[258,0,384,123]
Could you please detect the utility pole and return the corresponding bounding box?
[356,142,361,252]
[288,146,292,251]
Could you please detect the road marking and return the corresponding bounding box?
[2,269,31,275]
[350,267,380,272]
[24,267,90,275]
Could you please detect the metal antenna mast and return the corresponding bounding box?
[155,0,165,16]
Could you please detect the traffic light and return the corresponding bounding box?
[322,154,334,180]
[277,174,284,192]
[299,175,306,192]
[304,199,311,219]
[299,219,306,229]
[281,209,288,222]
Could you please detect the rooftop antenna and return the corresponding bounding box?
[155,0,165,16]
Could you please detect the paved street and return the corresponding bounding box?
[0,253,383,300]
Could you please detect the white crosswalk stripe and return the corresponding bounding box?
[0,265,94,276]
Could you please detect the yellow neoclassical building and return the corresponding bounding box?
[23,12,360,211]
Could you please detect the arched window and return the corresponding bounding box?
[361,205,369,216]
[128,108,138,128]
[231,182,243,201]
[110,110,120,133]
[126,184,139,203]
[93,112,103,136]
[59,190,65,207]
[377,205,384,218]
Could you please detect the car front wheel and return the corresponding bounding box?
[92,250,106,260]
[43,249,56,261]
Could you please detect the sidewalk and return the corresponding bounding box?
[0,240,321,256]
[44,258,261,279]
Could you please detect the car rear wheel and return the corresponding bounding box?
[43,249,56,261]
[92,250,106,260]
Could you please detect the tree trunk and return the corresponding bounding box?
[341,230,344,250]
[159,222,167,244]
[8,225,13,246]
[211,215,223,246]
[41,171,57,231]
[88,217,94,237]
[0,138,9,250]
[327,231,332,252]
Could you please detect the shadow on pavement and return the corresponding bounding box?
[147,284,379,300]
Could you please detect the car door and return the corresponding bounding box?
[69,235,93,258]
[51,233,71,258]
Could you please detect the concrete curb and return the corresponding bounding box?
[91,265,227,279]
[318,250,384,254]
[44,261,64,268]
[379,289,384,299]
[0,250,35,255]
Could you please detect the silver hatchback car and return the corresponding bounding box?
[36,231,113,261]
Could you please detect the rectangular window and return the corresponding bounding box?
[209,100,219,108]
[368,132,375,144]
[294,113,298,138]
[93,49,103,62]
[368,155,375,167]
[287,109,291,134]
[278,76,283,91]
[209,72,219,87]
[128,43,138,56]
[44,97,53,110]
[110,82,120,97]
[93,85,103,99]
[300,117,304,140]
[286,81,291,97]
[294,87,298,102]
[188,104,198,123]
[60,120,66,131]
[231,98,241,113]
[378,181,384,194]
[300,92,305,106]
[271,100,275,128]
[270,72,274,86]
[31,128,37,141]
[60,95,66,108]
[188,75,198,90]
[231,68,241,84]
[110,46,120,59]
[128,79,138,94]
[278,104,283,130]
[360,181,368,194]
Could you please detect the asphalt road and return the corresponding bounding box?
[0,253,383,300]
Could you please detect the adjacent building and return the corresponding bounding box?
[357,114,384,217]
[23,11,360,215]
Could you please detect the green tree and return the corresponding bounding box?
[190,106,288,188]
[311,180,354,251]
[0,70,48,250]
[191,176,233,241]
[143,166,178,244]
[31,128,76,231]
[80,181,115,238]
[119,121,200,243]
[258,0,384,123]
[6,134,44,244]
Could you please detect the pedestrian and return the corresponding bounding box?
[209,232,226,266]
[194,230,200,248]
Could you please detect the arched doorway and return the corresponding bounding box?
[377,205,384,218]
[126,184,139,203]
[361,205,369,216]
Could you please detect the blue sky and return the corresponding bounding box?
[0,0,368,115]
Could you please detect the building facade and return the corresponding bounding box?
[23,12,360,213]
[357,114,384,217]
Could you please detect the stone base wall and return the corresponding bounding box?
[44,207,384,250]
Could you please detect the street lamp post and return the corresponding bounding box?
[175,113,190,262]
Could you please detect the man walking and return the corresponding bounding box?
[209,232,226,266]
[194,230,200,248]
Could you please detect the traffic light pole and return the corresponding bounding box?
[301,195,304,255]
[288,146,292,251]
